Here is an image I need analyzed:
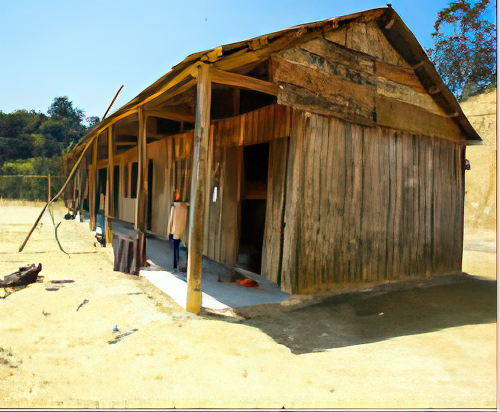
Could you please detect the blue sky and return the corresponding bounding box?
[0,0,495,122]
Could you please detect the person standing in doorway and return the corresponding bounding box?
[167,189,188,270]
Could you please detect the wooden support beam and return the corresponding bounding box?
[143,78,197,110]
[384,16,396,29]
[411,60,426,70]
[134,107,148,273]
[186,63,212,314]
[210,67,277,96]
[105,126,114,244]
[428,85,441,95]
[116,141,137,147]
[89,137,98,230]
[146,109,195,123]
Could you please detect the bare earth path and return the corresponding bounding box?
[0,201,496,408]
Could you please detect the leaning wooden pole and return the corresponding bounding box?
[19,133,99,252]
[186,63,211,314]
[19,85,126,252]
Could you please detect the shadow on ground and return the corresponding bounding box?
[232,274,497,354]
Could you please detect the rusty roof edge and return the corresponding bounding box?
[377,8,483,145]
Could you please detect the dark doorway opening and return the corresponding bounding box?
[147,159,153,231]
[238,142,269,274]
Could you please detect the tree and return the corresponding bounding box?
[47,96,85,126]
[427,0,496,101]
[86,115,100,129]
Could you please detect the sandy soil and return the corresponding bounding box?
[0,201,496,408]
[461,90,497,230]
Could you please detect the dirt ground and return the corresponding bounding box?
[461,90,497,230]
[0,201,496,408]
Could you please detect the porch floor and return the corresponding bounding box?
[111,220,289,310]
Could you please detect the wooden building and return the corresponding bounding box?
[65,7,482,313]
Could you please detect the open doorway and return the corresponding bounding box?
[238,142,269,274]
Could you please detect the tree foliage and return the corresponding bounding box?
[0,97,98,199]
[427,0,496,101]
[0,96,96,168]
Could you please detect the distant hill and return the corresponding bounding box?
[461,90,497,230]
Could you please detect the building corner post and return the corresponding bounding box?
[134,106,148,273]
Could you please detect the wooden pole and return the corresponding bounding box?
[186,63,211,314]
[105,125,114,245]
[134,107,148,273]
[90,137,98,230]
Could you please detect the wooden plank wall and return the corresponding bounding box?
[272,21,464,142]
[106,130,193,236]
[204,104,292,266]
[281,110,464,293]
[261,137,289,284]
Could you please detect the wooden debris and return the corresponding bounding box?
[107,329,138,344]
[0,264,42,294]
[76,299,89,311]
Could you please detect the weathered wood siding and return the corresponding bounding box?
[261,137,289,284]
[147,130,193,237]
[106,130,193,235]
[204,104,292,266]
[97,104,464,295]
[281,110,464,293]
[272,24,464,142]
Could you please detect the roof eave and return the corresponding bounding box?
[376,8,483,145]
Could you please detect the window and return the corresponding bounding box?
[130,162,138,199]
[123,164,129,198]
